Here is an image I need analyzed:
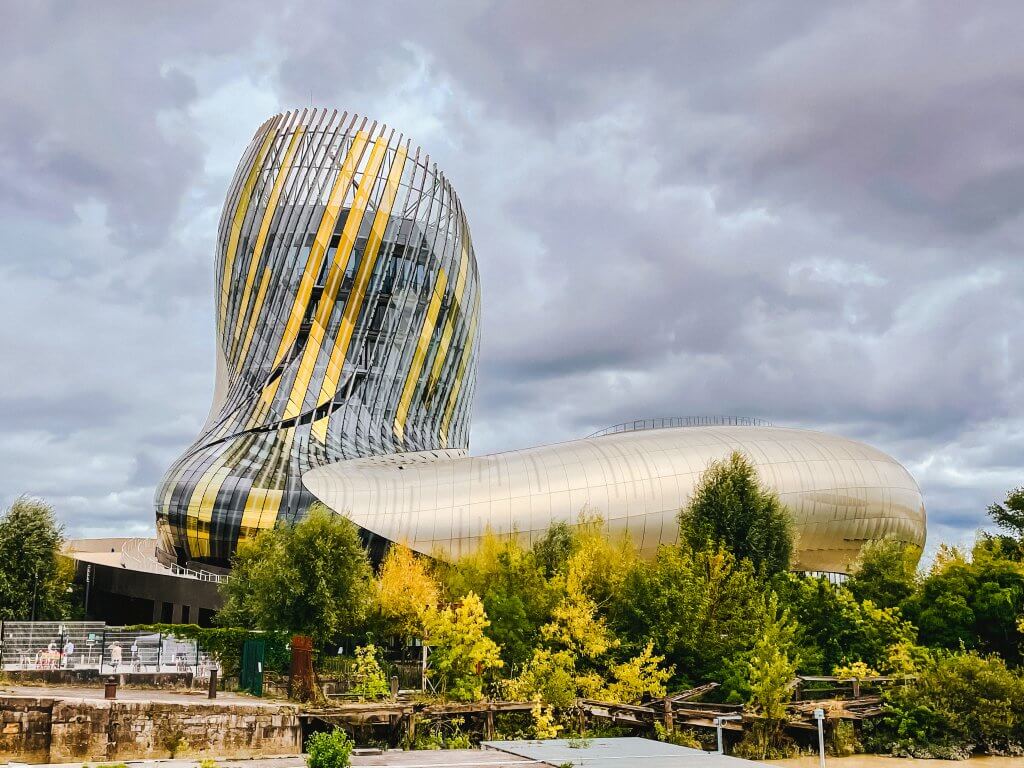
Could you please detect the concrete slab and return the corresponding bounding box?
[483,737,772,767]
[25,752,532,768]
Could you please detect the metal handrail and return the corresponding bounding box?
[117,539,229,584]
[587,415,773,438]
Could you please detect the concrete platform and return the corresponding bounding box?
[483,737,769,767]
[0,683,280,707]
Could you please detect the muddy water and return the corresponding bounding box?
[771,756,1024,768]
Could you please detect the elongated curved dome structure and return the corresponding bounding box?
[157,109,926,574]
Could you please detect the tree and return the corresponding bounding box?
[0,497,73,620]
[679,451,793,575]
[441,531,554,669]
[736,594,799,760]
[531,521,574,578]
[424,592,504,701]
[600,641,673,704]
[610,544,770,685]
[989,486,1024,541]
[902,539,1024,664]
[776,574,917,675]
[846,536,921,609]
[218,504,372,644]
[371,543,439,639]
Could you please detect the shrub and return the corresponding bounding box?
[351,644,390,700]
[869,651,1024,758]
[306,729,353,768]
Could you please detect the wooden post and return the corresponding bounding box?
[662,698,674,734]
[406,713,417,745]
[485,706,495,740]
[853,678,861,699]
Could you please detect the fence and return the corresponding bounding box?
[316,654,424,692]
[0,621,219,679]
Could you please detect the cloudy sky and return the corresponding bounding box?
[2,1,1022,555]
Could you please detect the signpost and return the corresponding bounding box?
[814,707,826,768]
[713,713,743,754]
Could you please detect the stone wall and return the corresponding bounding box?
[0,697,52,763]
[0,696,301,764]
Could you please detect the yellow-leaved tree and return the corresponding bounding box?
[372,543,440,639]
[424,592,503,702]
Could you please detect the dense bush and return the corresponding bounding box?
[867,651,1024,758]
[306,729,352,768]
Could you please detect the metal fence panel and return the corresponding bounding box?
[0,621,106,671]
[0,621,219,679]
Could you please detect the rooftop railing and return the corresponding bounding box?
[587,415,773,439]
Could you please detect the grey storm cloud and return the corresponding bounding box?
[0,0,1021,558]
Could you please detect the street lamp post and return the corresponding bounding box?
[30,567,39,621]
[84,564,92,619]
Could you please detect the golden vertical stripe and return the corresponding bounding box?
[239,488,284,540]
[280,136,393,420]
[234,266,272,370]
[194,466,233,558]
[229,126,306,361]
[309,144,409,441]
[440,297,480,446]
[394,269,449,441]
[184,450,232,557]
[269,130,371,371]
[218,123,279,336]
[426,236,471,398]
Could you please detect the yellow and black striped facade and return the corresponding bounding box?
[155,110,480,566]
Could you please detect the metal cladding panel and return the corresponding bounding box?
[303,425,927,574]
[155,110,480,565]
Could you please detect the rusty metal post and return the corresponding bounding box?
[208,668,218,699]
[104,676,117,699]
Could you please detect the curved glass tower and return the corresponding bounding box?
[156,109,480,566]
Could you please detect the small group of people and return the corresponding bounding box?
[38,638,75,669]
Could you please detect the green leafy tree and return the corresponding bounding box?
[736,594,799,760]
[776,574,917,675]
[679,451,793,575]
[846,537,921,609]
[902,539,1024,664]
[218,504,372,644]
[424,592,504,701]
[989,486,1024,540]
[0,497,73,620]
[531,521,574,578]
[609,544,768,685]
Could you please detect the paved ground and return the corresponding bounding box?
[0,683,286,707]
[25,754,534,768]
